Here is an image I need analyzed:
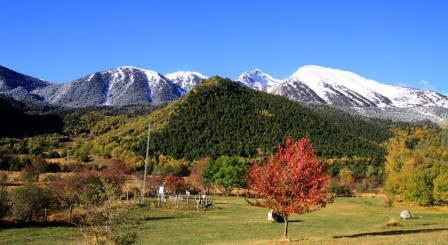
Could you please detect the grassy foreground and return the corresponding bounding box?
[1,196,448,244]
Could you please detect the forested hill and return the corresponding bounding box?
[90,77,414,176]
[0,95,63,137]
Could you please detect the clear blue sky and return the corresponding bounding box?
[1,0,447,94]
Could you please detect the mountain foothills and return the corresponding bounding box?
[0,95,63,137]
[0,75,443,193]
[1,75,448,245]
[78,78,426,179]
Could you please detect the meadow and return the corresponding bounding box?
[1,196,448,244]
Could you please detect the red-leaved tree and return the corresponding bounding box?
[165,175,185,194]
[189,158,210,192]
[246,136,334,239]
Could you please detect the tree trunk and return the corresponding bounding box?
[44,208,48,223]
[28,211,33,223]
[69,205,73,223]
[283,215,289,239]
[104,200,110,236]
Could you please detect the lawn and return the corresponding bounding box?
[1,196,448,244]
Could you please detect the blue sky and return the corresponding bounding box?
[1,0,447,94]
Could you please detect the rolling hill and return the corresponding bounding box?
[89,77,417,176]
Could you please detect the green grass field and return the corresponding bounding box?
[1,196,448,244]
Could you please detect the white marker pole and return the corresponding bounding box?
[141,123,150,203]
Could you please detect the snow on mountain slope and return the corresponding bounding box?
[166,71,207,93]
[287,65,393,107]
[262,65,448,108]
[2,64,448,124]
[34,66,183,107]
[0,65,49,102]
[289,65,448,108]
[236,69,281,92]
[0,65,49,92]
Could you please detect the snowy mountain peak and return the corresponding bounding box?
[105,66,163,78]
[166,71,207,79]
[166,71,208,92]
[2,64,448,123]
[291,65,379,90]
[236,69,281,92]
[285,65,448,108]
[117,65,140,69]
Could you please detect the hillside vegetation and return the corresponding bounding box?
[385,126,448,205]
[89,77,414,178]
[0,96,63,137]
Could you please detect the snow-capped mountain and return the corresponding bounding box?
[0,66,50,95]
[285,65,448,108]
[239,65,448,109]
[236,65,448,123]
[166,71,208,93]
[1,64,448,123]
[8,66,184,107]
[236,69,282,93]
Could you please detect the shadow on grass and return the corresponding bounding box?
[333,228,448,239]
[288,220,303,223]
[142,216,178,221]
[0,221,75,229]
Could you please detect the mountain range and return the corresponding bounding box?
[237,66,448,108]
[1,64,447,123]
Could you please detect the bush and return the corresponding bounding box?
[79,154,91,163]
[10,184,51,222]
[354,182,369,194]
[47,151,61,158]
[9,157,24,171]
[45,162,61,173]
[59,164,69,172]
[0,155,23,171]
[59,150,67,158]
[329,182,351,196]
[0,155,9,170]
[0,190,9,220]
[203,156,250,195]
[151,155,190,177]
[433,171,448,204]
[20,155,32,165]
[0,174,9,220]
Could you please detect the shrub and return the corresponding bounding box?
[433,171,448,204]
[45,162,61,173]
[165,175,185,194]
[79,154,91,163]
[203,156,250,195]
[0,189,9,220]
[0,174,9,220]
[151,155,190,177]
[339,167,353,186]
[0,155,23,171]
[47,151,61,158]
[10,184,51,222]
[354,182,369,194]
[329,182,351,196]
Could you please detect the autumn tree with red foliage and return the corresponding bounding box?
[246,136,334,239]
[165,175,185,194]
[51,174,83,222]
[189,158,209,191]
[101,160,131,188]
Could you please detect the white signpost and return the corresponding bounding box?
[157,186,165,207]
